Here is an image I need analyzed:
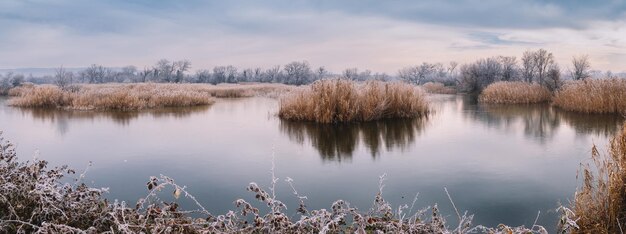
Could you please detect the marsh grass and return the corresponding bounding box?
[572,122,626,233]
[422,82,457,94]
[479,81,552,104]
[8,83,292,110]
[279,79,429,123]
[553,79,626,114]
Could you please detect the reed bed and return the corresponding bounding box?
[8,83,293,110]
[572,122,626,233]
[422,82,457,94]
[479,81,552,104]
[278,79,429,123]
[553,78,626,114]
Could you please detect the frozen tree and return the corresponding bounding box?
[212,66,227,84]
[283,61,313,85]
[458,57,502,93]
[571,55,591,80]
[398,63,435,85]
[54,66,74,89]
[173,60,191,83]
[264,65,283,83]
[315,66,328,81]
[521,50,536,83]
[80,64,107,83]
[533,49,554,85]
[225,65,238,83]
[498,56,519,81]
[195,69,212,83]
[342,68,359,80]
[544,63,563,91]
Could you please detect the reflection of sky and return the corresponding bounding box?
[0,96,622,232]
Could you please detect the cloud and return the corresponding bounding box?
[0,0,624,72]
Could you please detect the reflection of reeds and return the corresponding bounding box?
[279,80,429,123]
[279,117,428,160]
[479,81,552,104]
[572,122,626,233]
[553,79,626,114]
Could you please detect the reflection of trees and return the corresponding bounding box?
[460,95,623,142]
[279,117,429,162]
[15,106,210,135]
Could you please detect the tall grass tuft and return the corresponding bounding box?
[479,81,552,104]
[572,121,626,233]
[278,79,429,123]
[553,78,626,114]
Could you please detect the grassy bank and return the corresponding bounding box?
[279,79,429,123]
[553,79,626,114]
[0,132,551,233]
[8,83,292,110]
[479,81,552,104]
[422,82,457,94]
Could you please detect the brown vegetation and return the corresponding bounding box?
[8,83,293,110]
[479,81,552,104]
[553,78,626,114]
[422,82,457,94]
[572,122,626,233]
[278,79,429,123]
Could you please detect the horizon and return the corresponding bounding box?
[1,0,624,73]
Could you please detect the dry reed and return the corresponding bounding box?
[422,82,457,94]
[8,83,293,110]
[572,122,626,233]
[278,79,429,123]
[479,81,552,104]
[553,78,626,114]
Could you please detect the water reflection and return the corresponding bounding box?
[279,117,429,161]
[12,106,211,135]
[459,95,623,143]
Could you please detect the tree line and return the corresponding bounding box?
[1,49,622,94]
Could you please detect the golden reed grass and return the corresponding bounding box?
[479,81,552,104]
[278,79,429,123]
[422,82,457,94]
[8,83,294,110]
[553,79,626,114]
[573,122,626,233]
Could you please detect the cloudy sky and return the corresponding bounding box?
[1,0,625,73]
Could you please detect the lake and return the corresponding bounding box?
[0,95,622,232]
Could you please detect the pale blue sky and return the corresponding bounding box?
[1,0,624,72]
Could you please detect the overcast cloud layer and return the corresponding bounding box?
[1,0,625,72]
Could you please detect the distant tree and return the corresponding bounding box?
[315,66,328,81]
[54,66,74,89]
[458,57,502,93]
[80,64,107,83]
[498,56,519,81]
[264,65,282,83]
[173,60,191,83]
[398,63,435,85]
[283,61,313,85]
[571,55,591,80]
[533,49,554,85]
[225,65,238,83]
[544,63,562,92]
[212,66,227,84]
[7,72,25,87]
[195,69,212,83]
[342,68,359,80]
[521,50,536,83]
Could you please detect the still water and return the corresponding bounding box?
[0,95,622,231]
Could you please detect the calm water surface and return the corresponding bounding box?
[1,95,623,231]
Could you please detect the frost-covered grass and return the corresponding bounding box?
[0,131,565,233]
[7,83,293,110]
[279,79,429,123]
[553,79,626,114]
[479,81,552,104]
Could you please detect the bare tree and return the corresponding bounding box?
[264,65,282,83]
[342,68,359,80]
[458,57,502,93]
[54,66,74,89]
[498,56,519,81]
[315,66,328,81]
[398,63,435,85]
[533,49,554,85]
[571,55,591,80]
[173,60,191,83]
[212,66,227,84]
[283,61,313,85]
[544,63,562,91]
[521,50,536,83]
[225,65,238,83]
[195,69,211,83]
